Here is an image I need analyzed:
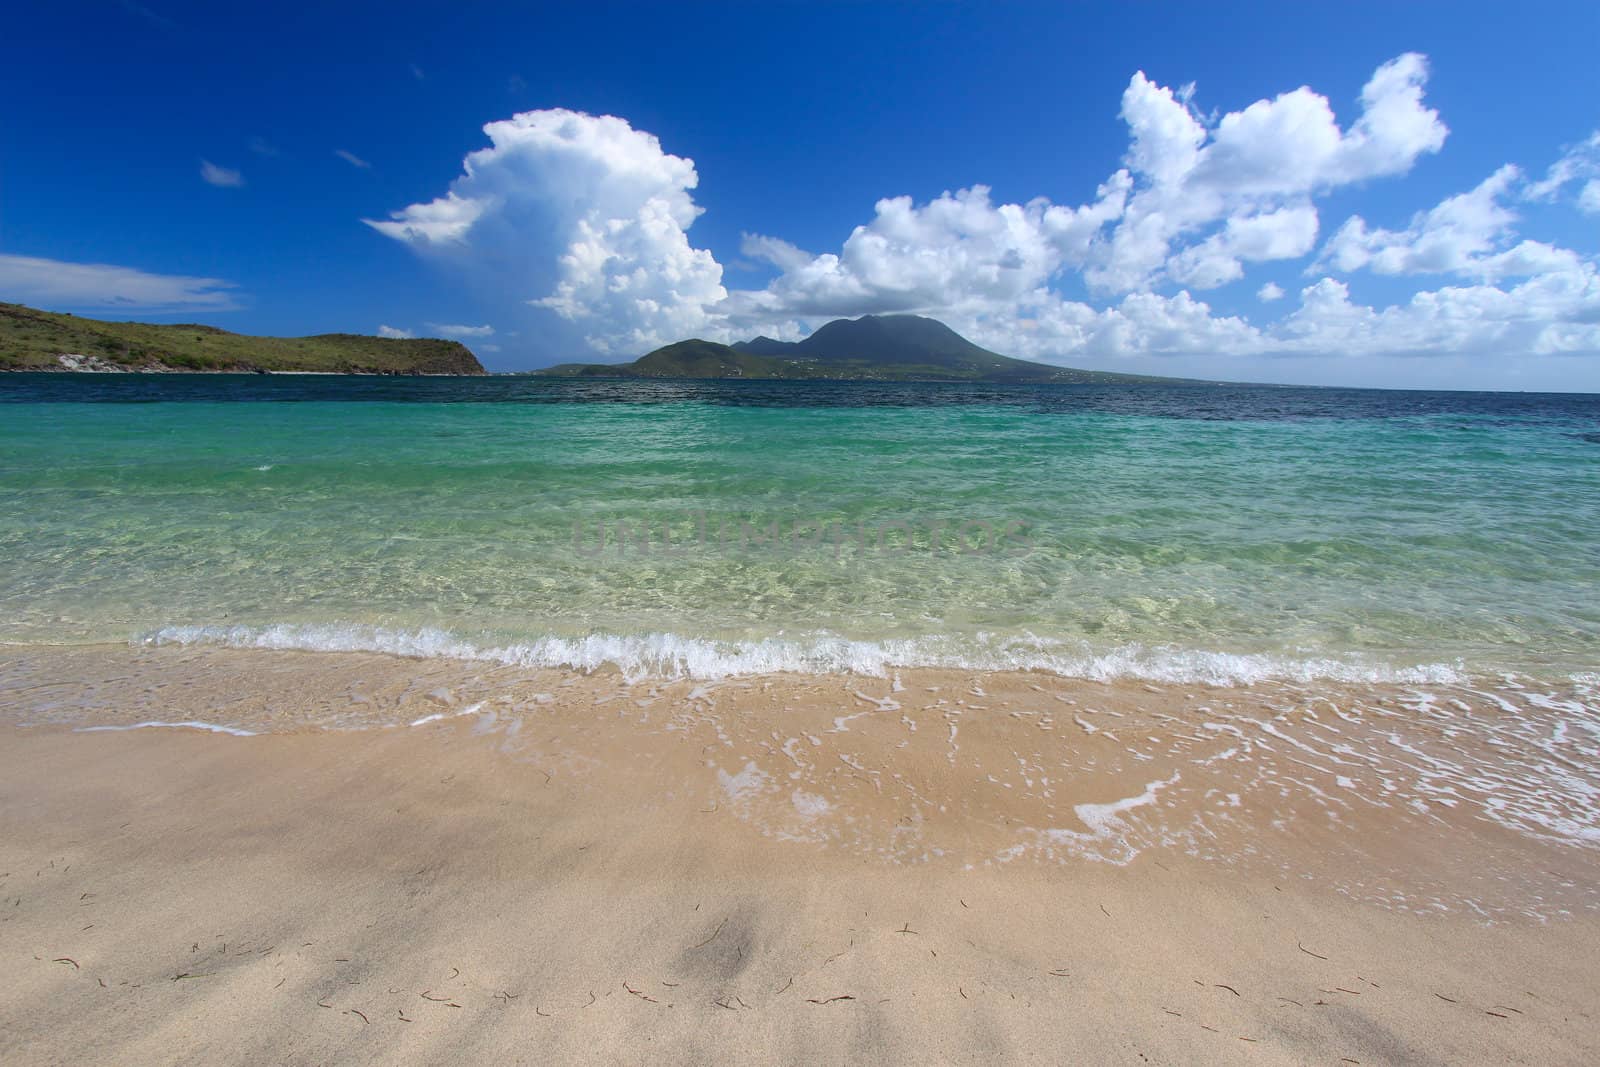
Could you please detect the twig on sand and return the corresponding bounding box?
[53,958,78,969]
[806,994,855,1004]
[420,990,461,1007]
[1486,1011,1509,1019]
[447,967,459,980]
[1099,904,1111,918]
[1047,968,1070,977]
[775,977,794,995]
[172,972,214,982]
[1434,993,1458,1003]
[346,1009,369,1024]
[397,1010,412,1023]
[959,899,969,909]
[895,922,917,936]
[1297,940,1329,961]
[584,990,597,1007]
[535,1006,551,1017]
[317,998,333,1009]
[624,982,658,1003]
[1215,984,1240,996]
[690,917,728,950]
[494,991,519,1003]
[959,987,969,1000]
[1162,1008,1181,1016]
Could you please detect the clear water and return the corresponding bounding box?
[2,374,1597,682]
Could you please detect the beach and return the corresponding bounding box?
[3,644,1600,1063]
[3,376,1599,1062]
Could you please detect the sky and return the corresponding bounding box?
[3,2,1599,390]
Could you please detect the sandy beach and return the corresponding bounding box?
[3,645,1598,1064]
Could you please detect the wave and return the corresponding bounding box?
[138,623,1468,687]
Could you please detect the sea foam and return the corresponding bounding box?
[139,622,1467,686]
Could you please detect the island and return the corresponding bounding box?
[539,313,1190,383]
[0,302,487,375]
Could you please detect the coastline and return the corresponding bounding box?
[4,712,1598,1064]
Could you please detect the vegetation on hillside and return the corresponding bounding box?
[0,302,487,375]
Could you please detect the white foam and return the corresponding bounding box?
[139,623,1468,686]
[717,760,770,803]
[76,720,256,737]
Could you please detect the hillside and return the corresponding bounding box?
[540,314,1191,384]
[0,302,487,375]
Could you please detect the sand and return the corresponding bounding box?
[2,646,1598,1063]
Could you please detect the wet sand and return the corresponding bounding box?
[2,645,1598,1063]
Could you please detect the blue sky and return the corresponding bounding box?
[3,1,1599,389]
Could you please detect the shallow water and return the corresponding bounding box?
[3,374,1597,684]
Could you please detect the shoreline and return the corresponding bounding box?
[3,642,1597,916]
[3,720,1598,1063]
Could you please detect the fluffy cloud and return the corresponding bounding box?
[725,52,1449,339]
[727,178,1128,333]
[1317,165,1581,280]
[1087,54,1447,294]
[425,322,494,338]
[0,254,238,310]
[200,160,243,188]
[376,324,414,339]
[336,149,371,169]
[368,56,1600,377]
[367,109,726,354]
[1277,271,1600,359]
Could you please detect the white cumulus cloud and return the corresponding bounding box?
[1317,165,1581,281]
[376,325,414,339]
[367,108,726,354]
[364,55,1600,382]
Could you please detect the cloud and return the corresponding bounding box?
[0,254,238,311]
[1086,53,1447,294]
[1316,165,1581,281]
[725,53,1449,338]
[335,149,372,169]
[376,325,414,338]
[367,55,1600,376]
[425,322,495,338]
[200,160,243,188]
[368,108,726,354]
[1527,130,1600,216]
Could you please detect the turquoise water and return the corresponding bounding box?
[2,375,1598,682]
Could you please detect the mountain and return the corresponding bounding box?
[539,314,1190,384]
[542,339,807,379]
[0,302,487,375]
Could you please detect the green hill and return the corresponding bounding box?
[0,302,487,375]
[540,314,1194,384]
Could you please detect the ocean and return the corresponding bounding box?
[2,373,1597,685]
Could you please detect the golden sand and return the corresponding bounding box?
[2,644,1598,1062]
